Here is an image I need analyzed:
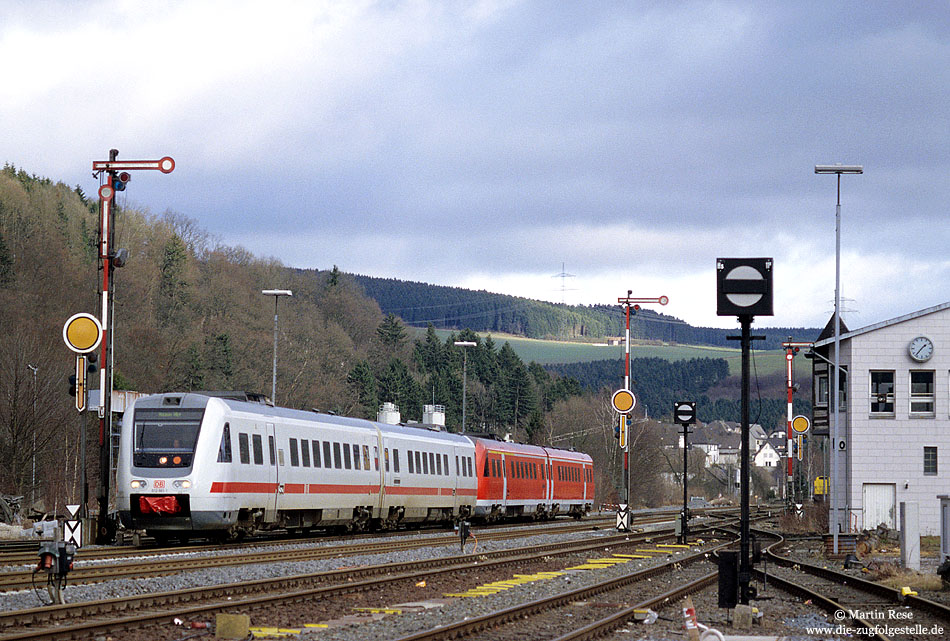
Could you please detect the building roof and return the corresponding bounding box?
[814,301,950,348]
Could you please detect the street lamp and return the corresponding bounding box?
[814,163,862,555]
[454,341,476,433]
[27,364,37,510]
[262,289,293,404]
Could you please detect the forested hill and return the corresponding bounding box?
[329,272,820,349]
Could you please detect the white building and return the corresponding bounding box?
[811,302,950,535]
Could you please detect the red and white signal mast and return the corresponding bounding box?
[91,150,174,543]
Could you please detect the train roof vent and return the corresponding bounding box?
[193,391,272,405]
[162,396,183,406]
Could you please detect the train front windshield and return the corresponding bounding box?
[132,408,205,468]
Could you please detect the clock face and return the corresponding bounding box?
[909,336,934,362]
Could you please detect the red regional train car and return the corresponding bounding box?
[471,435,593,520]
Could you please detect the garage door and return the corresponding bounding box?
[862,483,896,530]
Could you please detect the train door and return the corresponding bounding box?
[264,423,279,519]
[451,445,463,514]
[501,453,508,511]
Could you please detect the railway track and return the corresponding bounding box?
[0,521,738,640]
[758,528,950,641]
[0,518,629,592]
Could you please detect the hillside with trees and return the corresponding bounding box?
[344,273,820,349]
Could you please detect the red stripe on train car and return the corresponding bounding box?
[385,486,440,496]
[210,482,278,493]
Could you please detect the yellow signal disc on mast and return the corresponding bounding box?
[63,313,103,353]
[611,389,636,414]
[791,415,810,434]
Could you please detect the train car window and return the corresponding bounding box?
[409,450,415,474]
[469,457,474,477]
[323,441,332,468]
[312,441,321,468]
[422,451,429,474]
[217,423,232,463]
[540,464,544,480]
[343,443,352,469]
[455,455,459,476]
[363,445,370,470]
[252,434,264,465]
[269,435,276,466]
[238,433,250,464]
[278,449,285,466]
[301,439,311,467]
[436,453,442,475]
[373,446,379,470]
[413,451,420,474]
[483,457,490,477]
[443,454,449,476]
[384,448,389,472]
[353,444,361,470]
[394,449,400,473]
[429,452,436,475]
[333,442,342,469]
[510,461,515,478]
[289,438,299,467]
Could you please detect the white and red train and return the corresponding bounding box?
[116,392,594,541]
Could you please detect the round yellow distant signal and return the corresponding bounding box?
[791,414,810,434]
[63,313,103,353]
[611,389,636,414]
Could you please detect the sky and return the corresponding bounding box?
[3,1,948,330]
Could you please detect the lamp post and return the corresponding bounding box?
[262,289,293,404]
[27,364,37,510]
[454,341,476,433]
[814,163,862,555]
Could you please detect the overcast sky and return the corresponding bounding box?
[3,1,948,330]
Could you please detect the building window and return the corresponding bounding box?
[870,371,894,414]
[910,371,935,414]
[815,374,829,407]
[924,446,938,476]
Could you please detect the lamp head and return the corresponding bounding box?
[815,164,863,174]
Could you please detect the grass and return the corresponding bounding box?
[412,327,800,375]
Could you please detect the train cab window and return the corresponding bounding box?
[362,445,370,470]
[301,439,311,467]
[252,434,264,465]
[268,435,276,466]
[217,423,232,463]
[384,448,389,472]
[333,442,342,469]
[343,443,352,469]
[239,433,250,464]
[312,441,321,468]
[353,444,361,470]
[289,438,299,467]
[323,442,332,469]
[394,449,400,473]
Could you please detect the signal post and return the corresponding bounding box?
[614,292,668,531]
[782,340,813,504]
[91,151,174,543]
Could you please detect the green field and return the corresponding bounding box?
[414,328,798,377]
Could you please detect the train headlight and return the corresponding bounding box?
[130,479,146,489]
[159,456,168,465]
[173,479,192,489]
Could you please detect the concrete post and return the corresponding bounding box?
[900,501,920,571]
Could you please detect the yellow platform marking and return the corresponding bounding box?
[635,549,668,554]
[353,607,403,614]
[657,543,690,549]
[303,623,329,628]
[250,627,302,638]
[613,554,652,559]
[587,558,629,563]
